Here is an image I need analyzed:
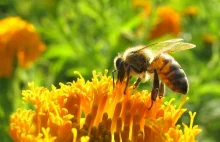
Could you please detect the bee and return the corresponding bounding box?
[113,39,196,109]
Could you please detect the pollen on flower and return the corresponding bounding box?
[9,70,201,141]
[0,17,45,77]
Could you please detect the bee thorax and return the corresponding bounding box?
[123,48,152,73]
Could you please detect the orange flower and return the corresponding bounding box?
[203,34,216,47]
[0,17,45,77]
[183,6,199,17]
[132,0,151,17]
[132,0,152,37]
[149,6,181,40]
[9,70,201,141]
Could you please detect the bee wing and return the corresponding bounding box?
[139,38,196,57]
[150,39,196,56]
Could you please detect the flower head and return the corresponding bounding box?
[149,6,181,40]
[9,70,201,141]
[183,6,199,17]
[0,17,45,77]
[132,0,151,17]
[203,34,216,47]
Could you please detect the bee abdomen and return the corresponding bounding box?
[171,76,188,94]
[167,69,188,94]
[156,54,189,94]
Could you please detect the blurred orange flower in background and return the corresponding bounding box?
[0,17,45,77]
[132,0,151,17]
[149,6,181,40]
[183,6,199,17]
[203,34,216,47]
[9,70,201,142]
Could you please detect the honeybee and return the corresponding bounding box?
[113,39,196,109]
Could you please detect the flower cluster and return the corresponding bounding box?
[0,17,45,77]
[9,70,201,142]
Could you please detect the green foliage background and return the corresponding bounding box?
[0,0,220,141]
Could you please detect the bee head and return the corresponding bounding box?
[114,56,126,82]
[114,56,123,70]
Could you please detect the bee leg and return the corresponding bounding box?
[133,77,142,89]
[124,65,131,94]
[149,70,159,110]
[159,82,165,99]
[112,69,117,89]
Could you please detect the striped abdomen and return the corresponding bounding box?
[150,53,189,94]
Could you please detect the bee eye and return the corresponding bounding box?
[116,58,123,69]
